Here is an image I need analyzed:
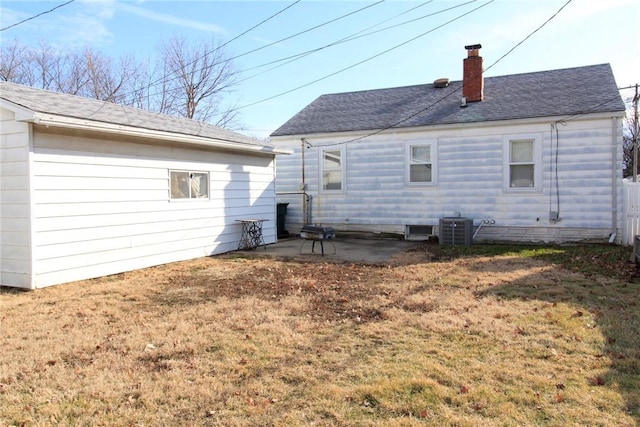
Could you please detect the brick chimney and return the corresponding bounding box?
[463,44,483,103]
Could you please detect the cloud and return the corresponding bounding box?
[114,2,227,35]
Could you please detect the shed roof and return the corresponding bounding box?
[0,81,286,154]
[270,63,626,137]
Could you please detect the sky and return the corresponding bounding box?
[1,0,638,140]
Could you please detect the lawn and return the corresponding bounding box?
[1,243,639,426]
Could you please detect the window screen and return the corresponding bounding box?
[410,144,432,183]
[509,140,534,188]
[322,150,342,191]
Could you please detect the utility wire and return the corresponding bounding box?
[131,0,386,102]
[311,0,574,147]
[137,0,459,104]
[85,1,303,120]
[129,0,303,101]
[238,0,439,75]
[235,0,480,85]
[0,0,75,32]
[234,0,493,112]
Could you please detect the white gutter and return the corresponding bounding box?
[27,112,292,156]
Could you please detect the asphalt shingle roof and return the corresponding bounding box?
[270,64,626,137]
[0,81,262,147]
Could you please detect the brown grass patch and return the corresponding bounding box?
[1,244,639,426]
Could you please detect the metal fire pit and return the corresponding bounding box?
[299,225,336,256]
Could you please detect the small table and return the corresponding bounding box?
[236,219,267,250]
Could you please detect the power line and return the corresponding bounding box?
[234,0,494,112]
[234,0,480,86]
[137,0,452,105]
[311,0,575,147]
[0,0,75,32]
[130,0,387,103]
[221,0,302,49]
[128,0,303,102]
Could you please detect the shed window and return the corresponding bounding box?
[170,170,209,199]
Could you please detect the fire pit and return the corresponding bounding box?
[299,225,336,256]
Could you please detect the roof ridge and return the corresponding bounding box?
[317,63,612,98]
[0,80,265,147]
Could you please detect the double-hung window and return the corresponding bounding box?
[504,134,541,191]
[321,148,344,191]
[407,141,436,185]
[170,170,209,200]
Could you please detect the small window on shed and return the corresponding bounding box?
[170,170,209,199]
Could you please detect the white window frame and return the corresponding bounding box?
[169,169,210,200]
[503,133,542,192]
[320,147,345,193]
[405,139,437,186]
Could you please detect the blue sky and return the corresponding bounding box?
[1,0,638,139]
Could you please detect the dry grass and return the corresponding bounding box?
[1,244,639,426]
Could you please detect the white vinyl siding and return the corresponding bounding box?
[275,118,622,243]
[29,129,277,288]
[0,107,33,288]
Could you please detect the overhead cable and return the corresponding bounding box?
[311,0,575,147]
[0,0,75,32]
[234,0,494,112]
[131,0,386,102]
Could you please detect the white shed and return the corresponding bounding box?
[271,46,627,244]
[0,82,289,289]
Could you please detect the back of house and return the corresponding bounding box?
[270,45,626,244]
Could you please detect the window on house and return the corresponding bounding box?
[509,139,535,188]
[322,149,343,191]
[170,170,209,199]
[407,142,435,184]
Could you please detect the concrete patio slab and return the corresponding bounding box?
[237,236,426,264]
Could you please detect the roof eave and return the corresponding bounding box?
[0,98,37,121]
[270,110,627,141]
[29,113,291,155]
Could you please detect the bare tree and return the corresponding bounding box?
[22,42,61,90]
[0,38,243,129]
[0,38,26,82]
[82,48,129,103]
[55,51,90,95]
[623,109,638,178]
[129,59,176,114]
[159,35,240,125]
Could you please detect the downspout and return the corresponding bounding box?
[610,117,619,243]
[301,138,306,188]
[301,138,309,225]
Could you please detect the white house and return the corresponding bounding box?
[270,45,627,244]
[0,82,289,289]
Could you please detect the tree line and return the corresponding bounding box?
[0,36,240,128]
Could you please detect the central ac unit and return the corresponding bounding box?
[439,217,473,246]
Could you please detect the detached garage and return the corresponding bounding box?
[0,81,289,289]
